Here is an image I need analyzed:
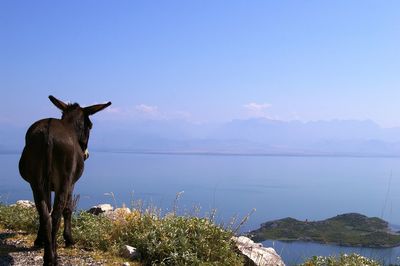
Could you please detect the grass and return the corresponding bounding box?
[300,254,381,266]
[0,203,38,232]
[0,200,244,265]
[0,223,130,265]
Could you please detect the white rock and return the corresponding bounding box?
[15,200,35,208]
[122,262,130,266]
[121,245,140,260]
[87,204,114,215]
[233,236,285,266]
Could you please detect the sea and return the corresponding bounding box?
[2,151,400,265]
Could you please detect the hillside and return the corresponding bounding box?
[250,213,400,248]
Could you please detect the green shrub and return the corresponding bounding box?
[71,211,114,251]
[116,214,243,265]
[0,203,38,233]
[300,254,381,266]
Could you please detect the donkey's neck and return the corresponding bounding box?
[62,117,86,149]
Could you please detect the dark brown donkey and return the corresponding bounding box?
[19,95,111,265]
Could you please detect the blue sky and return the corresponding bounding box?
[2,1,400,127]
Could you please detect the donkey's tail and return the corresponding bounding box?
[43,118,53,210]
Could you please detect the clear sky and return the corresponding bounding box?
[1,1,400,127]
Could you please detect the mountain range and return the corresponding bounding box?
[3,118,400,156]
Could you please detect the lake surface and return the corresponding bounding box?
[2,152,400,264]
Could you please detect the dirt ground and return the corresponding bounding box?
[0,229,126,266]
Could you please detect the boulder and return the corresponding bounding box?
[15,200,35,208]
[87,204,113,215]
[121,245,140,260]
[233,236,285,266]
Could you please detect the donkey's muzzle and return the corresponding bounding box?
[84,149,89,160]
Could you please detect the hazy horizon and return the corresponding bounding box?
[4,116,400,157]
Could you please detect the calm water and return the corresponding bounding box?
[2,152,400,264]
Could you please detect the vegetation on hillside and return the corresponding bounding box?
[300,254,381,266]
[0,203,388,265]
[0,202,244,265]
[250,213,400,248]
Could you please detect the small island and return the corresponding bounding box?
[250,213,400,248]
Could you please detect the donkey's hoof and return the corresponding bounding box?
[65,240,75,248]
[42,263,58,266]
[34,238,44,248]
[43,259,57,266]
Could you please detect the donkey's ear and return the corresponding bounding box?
[49,95,68,111]
[84,102,112,116]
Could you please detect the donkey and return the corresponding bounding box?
[19,95,111,265]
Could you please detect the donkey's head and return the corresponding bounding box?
[49,95,111,159]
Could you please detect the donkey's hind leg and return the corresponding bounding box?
[31,185,55,265]
[51,184,69,263]
[34,189,51,247]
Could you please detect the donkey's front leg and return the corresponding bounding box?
[51,189,68,265]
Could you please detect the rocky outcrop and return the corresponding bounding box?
[233,236,285,266]
[11,200,35,208]
[87,204,114,215]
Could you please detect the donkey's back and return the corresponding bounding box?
[19,118,84,189]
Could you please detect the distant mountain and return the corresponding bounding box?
[210,118,400,156]
[3,118,400,156]
[215,118,386,143]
